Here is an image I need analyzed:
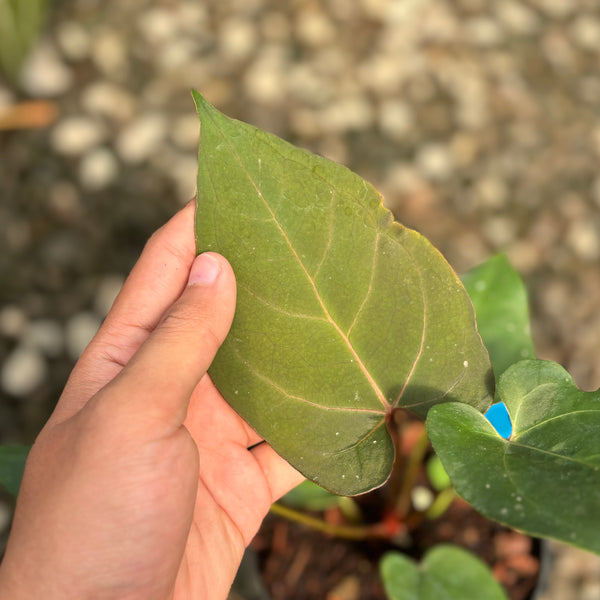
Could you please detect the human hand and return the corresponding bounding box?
[0,201,304,600]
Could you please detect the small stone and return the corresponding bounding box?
[483,216,517,247]
[219,17,258,61]
[296,10,336,47]
[570,15,600,52]
[379,99,413,140]
[81,81,137,122]
[416,143,453,181]
[0,306,27,338]
[91,29,129,79]
[20,40,73,97]
[359,0,388,21]
[464,16,505,48]
[175,2,208,35]
[158,38,199,70]
[533,0,575,20]
[22,319,63,358]
[472,176,508,209]
[55,21,91,61]
[319,95,373,133]
[326,575,360,600]
[79,148,119,191]
[65,312,102,360]
[243,47,288,105]
[411,485,434,511]
[567,219,600,261]
[116,113,168,164]
[51,116,105,156]
[358,56,403,95]
[1,346,47,397]
[495,1,540,36]
[94,275,125,317]
[137,8,179,44]
[582,581,600,600]
[170,113,200,150]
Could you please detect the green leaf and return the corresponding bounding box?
[194,91,493,495]
[380,545,508,600]
[0,445,29,496]
[281,480,341,511]
[461,254,534,378]
[426,455,451,492]
[0,0,46,80]
[427,359,600,554]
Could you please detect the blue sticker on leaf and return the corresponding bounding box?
[484,402,512,438]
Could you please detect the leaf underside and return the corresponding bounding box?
[428,360,600,555]
[194,91,492,495]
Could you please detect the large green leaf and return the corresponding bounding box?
[380,545,508,600]
[194,92,492,494]
[428,360,600,554]
[462,254,534,378]
[0,445,29,497]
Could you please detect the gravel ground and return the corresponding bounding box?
[1,0,600,597]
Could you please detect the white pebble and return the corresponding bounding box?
[137,8,179,44]
[1,346,47,397]
[379,100,413,140]
[220,17,258,60]
[51,117,105,156]
[0,306,27,338]
[65,312,101,360]
[22,320,63,357]
[91,29,129,79]
[416,143,453,181]
[20,41,73,97]
[116,114,168,164]
[570,15,600,52]
[81,81,137,122]
[464,16,505,48]
[79,148,119,191]
[55,21,91,61]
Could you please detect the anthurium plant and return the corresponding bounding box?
[2,94,598,598]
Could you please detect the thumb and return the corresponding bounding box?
[101,252,236,427]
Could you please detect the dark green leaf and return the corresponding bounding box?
[194,91,492,495]
[380,545,508,600]
[461,254,534,378]
[0,445,29,496]
[428,360,600,554]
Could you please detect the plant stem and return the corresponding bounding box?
[269,503,392,541]
[395,426,430,518]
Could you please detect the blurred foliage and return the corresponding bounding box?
[0,0,47,81]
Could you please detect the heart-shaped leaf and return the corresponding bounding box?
[194,92,492,494]
[427,360,600,554]
[380,545,508,600]
[461,254,535,378]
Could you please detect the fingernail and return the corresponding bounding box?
[188,253,221,286]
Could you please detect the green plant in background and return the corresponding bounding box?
[0,0,47,81]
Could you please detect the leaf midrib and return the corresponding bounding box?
[207,110,392,411]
